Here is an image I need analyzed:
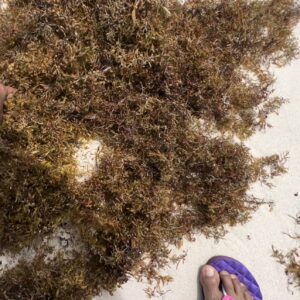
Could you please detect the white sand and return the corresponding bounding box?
[96,24,300,300]
[74,139,103,182]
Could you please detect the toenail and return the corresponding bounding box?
[220,270,229,275]
[204,266,215,277]
[231,274,237,279]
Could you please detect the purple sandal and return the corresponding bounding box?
[207,256,263,300]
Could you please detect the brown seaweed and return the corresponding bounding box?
[0,0,299,298]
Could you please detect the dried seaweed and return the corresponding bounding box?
[273,247,300,289]
[273,213,300,289]
[0,145,74,252]
[0,0,299,298]
[0,253,95,300]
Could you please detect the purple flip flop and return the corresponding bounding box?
[207,256,263,300]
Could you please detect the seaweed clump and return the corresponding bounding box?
[274,247,300,289]
[273,213,300,290]
[0,0,299,298]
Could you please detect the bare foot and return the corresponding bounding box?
[200,265,253,300]
[0,83,16,124]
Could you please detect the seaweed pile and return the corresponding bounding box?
[0,0,299,298]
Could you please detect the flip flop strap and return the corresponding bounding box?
[222,297,235,300]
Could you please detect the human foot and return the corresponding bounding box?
[200,265,253,300]
[0,83,16,124]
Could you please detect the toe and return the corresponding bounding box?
[230,275,242,295]
[5,86,16,95]
[244,290,253,300]
[220,271,235,296]
[200,265,222,300]
[240,282,247,292]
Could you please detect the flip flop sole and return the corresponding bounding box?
[207,255,263,300]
